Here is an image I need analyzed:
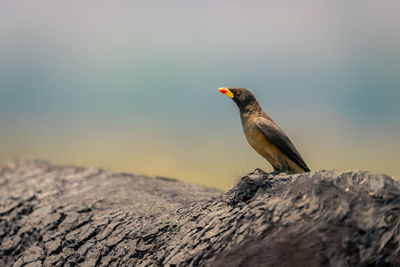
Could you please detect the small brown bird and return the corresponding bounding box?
[218,87,310,174]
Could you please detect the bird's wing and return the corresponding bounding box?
[255,117,310,172]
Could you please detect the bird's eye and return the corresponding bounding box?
[236,91,241,96]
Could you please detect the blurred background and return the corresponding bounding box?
[1,0,399,190]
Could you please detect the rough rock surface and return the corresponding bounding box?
[0,159,399,266]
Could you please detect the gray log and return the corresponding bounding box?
[0,159,399,266]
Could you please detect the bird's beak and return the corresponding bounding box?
[218,87,234,98]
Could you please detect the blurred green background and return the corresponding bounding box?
[1,1,399,190]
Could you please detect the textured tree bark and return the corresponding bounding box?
[0,159,399,266]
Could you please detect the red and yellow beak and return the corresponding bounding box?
[218,87,234,98]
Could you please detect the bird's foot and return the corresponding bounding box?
[270,170,287,175]
[253,168,267,175]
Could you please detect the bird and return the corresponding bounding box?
[218,87,310,174]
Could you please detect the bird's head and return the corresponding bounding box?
[218,87,259,111]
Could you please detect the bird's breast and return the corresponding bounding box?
[241,115,276,161]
